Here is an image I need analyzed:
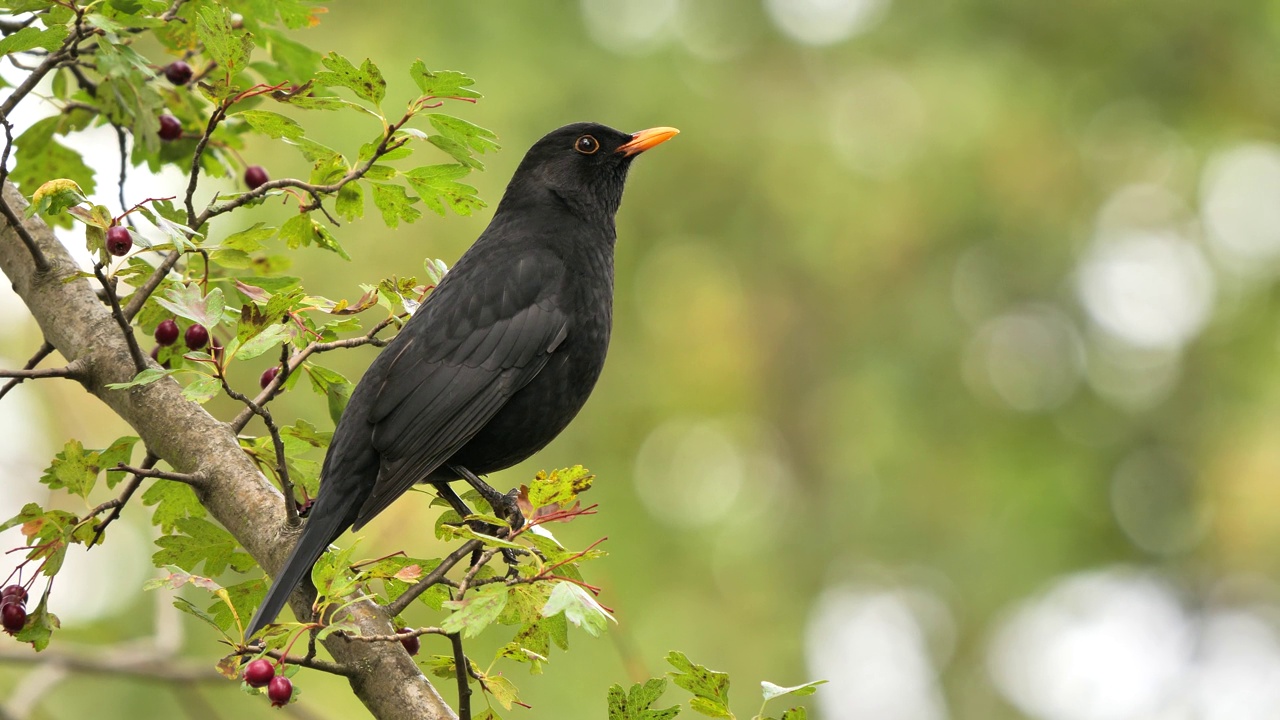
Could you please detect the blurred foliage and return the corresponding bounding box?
[2,0,1280,718]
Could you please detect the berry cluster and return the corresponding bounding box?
[243,658,293,707]
[2,585,29,636]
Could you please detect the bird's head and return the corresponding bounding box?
[499,122,679,222]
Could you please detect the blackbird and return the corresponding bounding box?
[246,121,678,638]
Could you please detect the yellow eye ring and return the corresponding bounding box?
[574,135,599,154]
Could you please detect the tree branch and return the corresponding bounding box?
[0,361,82,380]
[450,633,471,720]
[93,263,148,373]
[384,540,482,618]
[0,182,459,720]
[0,341,54,400]
[89,452,157,547]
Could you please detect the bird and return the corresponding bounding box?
[245,121,678,638]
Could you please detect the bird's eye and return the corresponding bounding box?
[574,135,599,155]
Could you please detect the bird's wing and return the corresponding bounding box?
[354,249,569,527]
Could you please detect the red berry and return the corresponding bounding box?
[244,165,269,191]
[184,323,209,350]
[155,319,179,346]
[259,366,280,389]
[397,628,420,656]
[106,226,132,256]
[1,586,26,604]
[158,114,182,141]
[243,658,274,688]
[2,602,25,635]
[164,60,193,85]
[267,675,292,707]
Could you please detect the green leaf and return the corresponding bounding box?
[541,581,614,637]
[666,652,733,719]
[222,223,276,252]
[526,466,595,510]
[99,436,140,489]
[27,178,87,219]
[152,517,253,576]
[235,323,291,361]
[39,439,97,499]
[154,283,226,328]
[370,182,421,228]
[207,578,266,635]
[314,52,385,106]
[304,363,353,425]
[0,24,69,57]
[335,181,364,221]
[609,678,683,720]
[484,673,521,710]
[15,592,60,652]
[279,214,351,259]
[441,585,510,639]
[105,366,174,390]
[141,480,206,533]
[236,110,306,140]
[196,4,252,77]
[779,708,807,720]
[181,374,222,404]
[404,164,485,217]
[428,114,499,156]
[408,62,481,99]
[311,541,360,600]
[428,134,485,170]
[760,680,826,702]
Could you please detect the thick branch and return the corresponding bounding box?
[0,183,458,720]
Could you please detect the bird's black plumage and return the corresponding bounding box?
[245,121,677,638]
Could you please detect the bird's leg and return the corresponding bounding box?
[437,482,520,569]
[449,465,525,532]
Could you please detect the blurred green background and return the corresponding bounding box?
[4,0,1280,718]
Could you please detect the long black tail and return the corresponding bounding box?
[244,503,350,640]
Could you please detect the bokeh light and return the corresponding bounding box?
[764,0,889,46]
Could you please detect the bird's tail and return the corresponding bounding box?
[244,504,349,640]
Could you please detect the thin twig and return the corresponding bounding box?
[93,263,148,373]
[450,632,471,720]
[115,124,130,222]
[0,17,87,117]
[340,626,448,643]
[90,453,157,547]
[384,540,483,618]
[221,378,298,526]
[0,362,82,380]
[122,249,181,321]
[0,118,50,272]
[229,316,395,433]
[235,649,352,678]
[184,101,228,228]
[114,462,201,486]
[0,341,55,400]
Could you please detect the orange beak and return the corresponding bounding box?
[617,126,679,157]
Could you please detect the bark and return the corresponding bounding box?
[0,182,458,720]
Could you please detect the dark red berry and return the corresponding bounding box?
[259,366,280,389]
[158,114,182,141]
[267,675,292,707]
[184,323,209,350]
[155,319,179,346]
[243,658,274,688]
[397,628,420,656]
[2,602,25,635]
[1,586,26,604]
[106,226,132,256]
[244,165,269,191]
[164,60,193,85]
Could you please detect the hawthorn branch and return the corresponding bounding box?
[0,361,83,380]
[0,183,460,720]
[0,17,89,117]
[114,462,202,486]
[450,633,471,720]
[384,540,483,618]
[235,649,352,678]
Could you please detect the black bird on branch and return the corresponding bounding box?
[245,122,678,638]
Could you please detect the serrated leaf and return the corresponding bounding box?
[27,178,87,218]
[541,581,614,637]
[236,110,305,140]
[154,283,225,328]
[370,182,421,228]
[15,592,59,652]
[667,652,733,719]
[404,164,485,217]
[311,541,360,599]
[484,673,521,710]
[441,585,510,639]
[314,52,384,106]
[609,678,682,720]
[39,439,97,498]
[428,114,499,155]
[408,62,481,99]
[152,517,253,576]
[527,466,595,510]
[207,578,266,635]
[0,24,70,57]
[99,436,140,489]
[196,4,252,77]
[335,181,364,221]
[141,480,206,532]
[235,323,291,361]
